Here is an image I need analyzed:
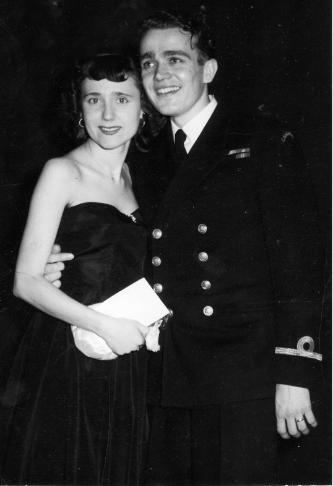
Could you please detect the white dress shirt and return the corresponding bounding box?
[171,96,218,154]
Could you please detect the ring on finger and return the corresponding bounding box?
[296,417,305,423]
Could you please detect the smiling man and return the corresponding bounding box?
[130,8,325,485]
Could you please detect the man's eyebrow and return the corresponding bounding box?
[140,51,154,60]
[140,50,191,60]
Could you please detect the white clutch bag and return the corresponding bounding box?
[71,278,170,360]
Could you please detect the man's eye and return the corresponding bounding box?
[141,60,154,71]
[169,57,182,64]
[118,96,129,104]
[87,97,99,104]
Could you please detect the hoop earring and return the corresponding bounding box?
[78,118,85,128]
[139,114,147,129]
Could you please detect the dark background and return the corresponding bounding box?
[0,0,331,483]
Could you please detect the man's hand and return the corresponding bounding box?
[275,384,318,439]
[44,244,74,288]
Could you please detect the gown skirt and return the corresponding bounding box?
[1,203,148,485]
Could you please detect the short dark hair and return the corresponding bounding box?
[140,7,216,63]
[50,52,163,151]
[70,53,142,140]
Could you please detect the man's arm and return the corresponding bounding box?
[44,244,74,287]
[256,127,324,438]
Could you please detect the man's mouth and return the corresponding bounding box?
[155,86,181,96]
[99,126,121,135]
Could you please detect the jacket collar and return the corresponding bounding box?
[155,105,230,217]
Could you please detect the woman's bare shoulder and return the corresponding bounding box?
[41,151,82,181]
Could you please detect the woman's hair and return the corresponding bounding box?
[53,52,165,150]
[48,52,166,152]
[69,53,142,141]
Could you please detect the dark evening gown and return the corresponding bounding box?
[1,202,148,485]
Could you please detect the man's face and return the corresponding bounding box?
[140,27,212,126]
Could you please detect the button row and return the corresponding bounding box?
[153,252,209,264]
[152,225,208,239]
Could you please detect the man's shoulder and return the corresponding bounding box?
[225,106,299,154]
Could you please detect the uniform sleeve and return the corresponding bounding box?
[256,129,325,389]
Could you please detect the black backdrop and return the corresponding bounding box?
[0,0,331,483]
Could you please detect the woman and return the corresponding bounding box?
[1,53,151,485]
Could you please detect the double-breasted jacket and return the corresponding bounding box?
[130,105,324,408]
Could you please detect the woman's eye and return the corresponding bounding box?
[118,96,129,104]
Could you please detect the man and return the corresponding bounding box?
[46,8,324,484]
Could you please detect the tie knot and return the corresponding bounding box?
[174,129,187,159]
[175,129,186,144]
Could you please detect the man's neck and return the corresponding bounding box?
[171,91,210,128]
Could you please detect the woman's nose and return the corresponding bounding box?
[103,101,115,120]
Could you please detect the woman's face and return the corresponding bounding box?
[81,76,141,151]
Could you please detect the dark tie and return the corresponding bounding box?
[174,129,187,161]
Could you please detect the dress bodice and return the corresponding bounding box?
[56,202,147,305]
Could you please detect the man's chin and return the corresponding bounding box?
[152,104,179,117]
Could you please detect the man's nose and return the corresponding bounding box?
[154,62,170,81]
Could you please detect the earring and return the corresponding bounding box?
[139,113,147,129]
[78,118,84,128]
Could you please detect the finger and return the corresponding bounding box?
[52,244,61,254]
[276,417,290,439]
[286,416,301,438]
[295,417,310,435]
[48,253,74,264]
[44,271,62,283]
[304,408,318,428]
[44,262,65,274]
[53,280,61,288]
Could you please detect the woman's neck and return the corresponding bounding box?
[81,139,130,182]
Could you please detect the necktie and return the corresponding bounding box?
[174,129,187,161]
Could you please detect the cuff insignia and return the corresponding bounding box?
[227,147,250,159]
[275,336,322,361]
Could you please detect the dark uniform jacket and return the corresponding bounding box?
[130,104,324,408]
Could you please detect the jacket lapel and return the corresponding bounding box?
[156,106,230,218]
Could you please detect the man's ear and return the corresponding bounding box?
[203,58,218,83]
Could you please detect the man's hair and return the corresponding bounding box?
[140,7,216,64]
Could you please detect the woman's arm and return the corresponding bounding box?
[14,158,147,355]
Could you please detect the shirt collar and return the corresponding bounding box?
[171,95,218,152]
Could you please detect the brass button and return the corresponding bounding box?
[168,308,174,318]
[198,251,208,262]
[152,228,162,239]
[198,224,208,234]
[153,283,163,294]
[201,280,211,290]
[152,256,162,266]
[203,305,214,316]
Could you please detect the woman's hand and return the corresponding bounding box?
[275,384,318,439]
[99,315,148,356]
